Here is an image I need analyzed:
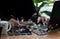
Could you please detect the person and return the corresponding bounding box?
[48,1,60,30]
[0,0,36,35]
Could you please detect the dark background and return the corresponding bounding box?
[0,0,36,20]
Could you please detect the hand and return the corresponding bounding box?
[8,18,20,26]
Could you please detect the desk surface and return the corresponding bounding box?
[1,29,60,39]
